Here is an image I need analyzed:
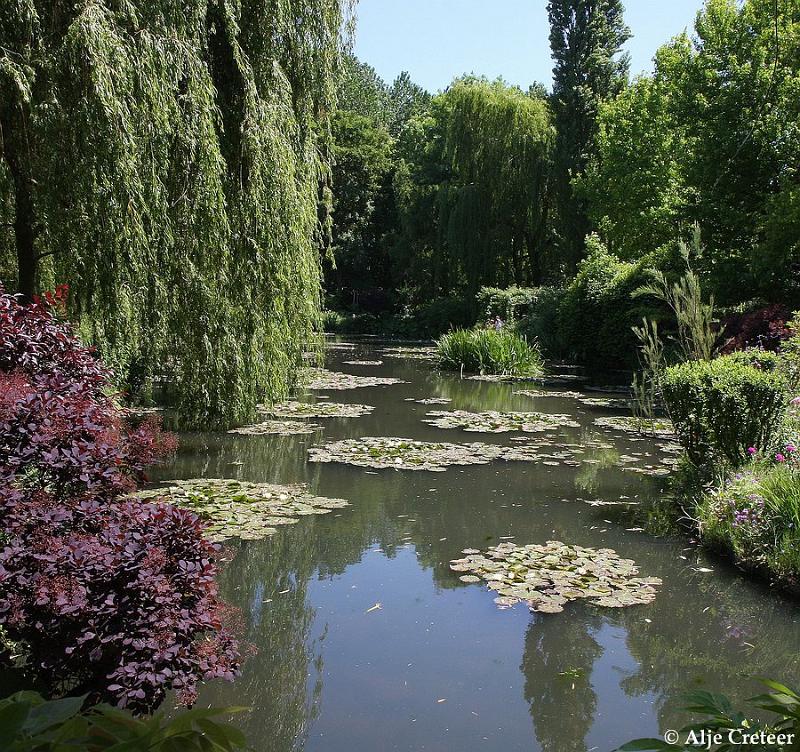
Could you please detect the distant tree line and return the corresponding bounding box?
[326,0,800,333]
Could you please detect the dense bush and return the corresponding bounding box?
[720,303,793,354]
[1,690,248,751]
[0,288,239,713]
[662,354,789,467]
[556,237,663,370]
[476,286,539,324]
[436,328,543,376]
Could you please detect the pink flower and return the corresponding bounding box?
[787,444,797,453]
[792,396,800,406]
[775,453,786,463]
[747,447,757,456]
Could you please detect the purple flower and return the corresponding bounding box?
[776,453,786,463]
[747,447,757,456]
[786,444,797,453]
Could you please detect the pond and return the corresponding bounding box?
[157,340,800,752]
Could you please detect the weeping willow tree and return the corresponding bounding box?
[0,0,353,427]
[413,78,554,301]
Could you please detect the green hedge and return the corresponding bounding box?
[663,354,789,467]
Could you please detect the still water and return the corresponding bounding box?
[159,341,800,752]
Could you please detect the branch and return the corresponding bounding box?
[34,249,58,261]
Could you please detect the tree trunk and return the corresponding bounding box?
[1,106,37,300]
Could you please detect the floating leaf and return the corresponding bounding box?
[450,541,661,614]
[135,479,348,542]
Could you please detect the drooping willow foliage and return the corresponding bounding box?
[0,0,353,427]
[434,79,554,296]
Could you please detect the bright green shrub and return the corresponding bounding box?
[436,328,543,376]
[722,349,782,372]
[663,355,789,467]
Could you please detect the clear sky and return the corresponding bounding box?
[352,0,705,93]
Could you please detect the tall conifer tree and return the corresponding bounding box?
[547,0,630,272]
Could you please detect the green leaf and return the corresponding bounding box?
[24,695,87,735]
[616,739,676,751]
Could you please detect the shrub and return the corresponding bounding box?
[476,286,539,324]
[662,354,789,467]
[0,287,239,713]
[557,236,662,370]
[2,690,248,751]
[720,303,792,354]
[436,328,543,376]
[516,286,565,359]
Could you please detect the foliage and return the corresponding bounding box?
[698,455,800,581]
[720,304,793,354]
[391,78,554,303]
[436,328,543,376]
[662,355,789,468]
[579,69,689,261]
[0,0,352,428]
[326,111,395,300]
[0,288,238,713]
[618,679,800,751]
[1,690,249,752]
[557,236,662,369]
[548,0,631,271]
[633,228,718,362]
[586,0,800,306]
[476,286,540,324]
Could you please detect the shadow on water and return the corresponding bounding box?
[151,341,800,752]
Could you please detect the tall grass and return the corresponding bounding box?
[436,328,543,376]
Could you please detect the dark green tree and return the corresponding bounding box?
[547,0,631,273]
[326,110,395,308]
[387,71,431,135]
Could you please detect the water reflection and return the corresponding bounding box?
[150,343,800,751]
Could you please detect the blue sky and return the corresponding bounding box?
[352,0,705,93]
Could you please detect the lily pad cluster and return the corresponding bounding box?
[343,360,383,366]
[449,541,661,613]
[266,400,374,419]
[308,436,584,472]
[301,367,407,390]
[228,419,323,436]
[380,346,437,360]
[594,415,674,437]
[411,397,452,405]
[135,479,348,542]
[422,409,580,433]
[578,396,632,409]
[515,389,584,399]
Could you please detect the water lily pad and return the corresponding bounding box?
[380,346,437,360]
[266,400,374,419]
[343,360,384,366]
[594,416,674,437]
[308,436,567,472]
[579,396,632,409]
[135,479,348,542]
[228,419,323,436]
[413,397,452,405]
[515,389,584,399]
[449,540,661,614]
[423,409,580,434]
[301,368,407,390]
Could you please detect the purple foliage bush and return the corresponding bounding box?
[0,286,239,713]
